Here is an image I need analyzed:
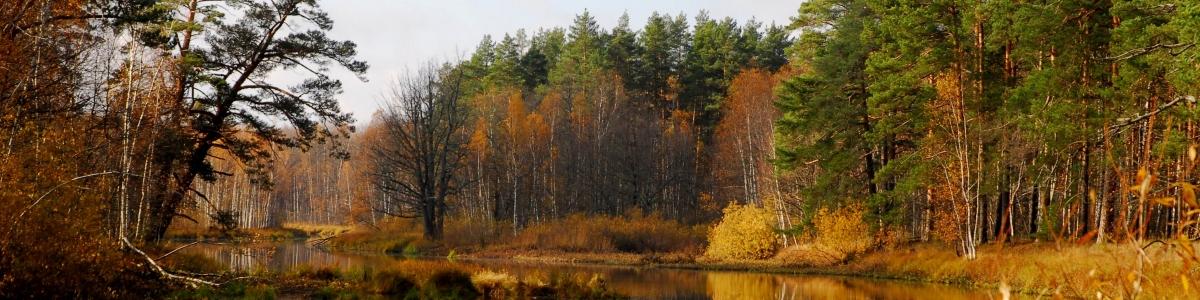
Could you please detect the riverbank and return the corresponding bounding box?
[160,228,1191,299]
[314,215,1195,298]
[173,240,1005,299]
[454,241,1190,299]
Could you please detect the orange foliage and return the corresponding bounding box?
[711,69,785,204]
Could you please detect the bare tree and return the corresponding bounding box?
[372,64,470,240]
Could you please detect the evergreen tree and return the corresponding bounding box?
[775,0,877,208]
[144,0,368,241]
[636,12,690,108]
[682,12,747,129]
[607,13,643,98]
[550,10,607,93]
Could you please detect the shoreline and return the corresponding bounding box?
[455,251,985,290]
[170,226,1187,299]
[425,241,1185,298]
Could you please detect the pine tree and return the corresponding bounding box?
[775,0,877,209]
[143,0,368,241]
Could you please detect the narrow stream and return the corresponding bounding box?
[185,241,1011,299]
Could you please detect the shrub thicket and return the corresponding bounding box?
[705,203,778,260]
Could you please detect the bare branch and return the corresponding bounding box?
[121,236,217,287]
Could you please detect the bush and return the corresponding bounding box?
[705,203,778,260]
[0,230,168,298]
[812,204,874,261]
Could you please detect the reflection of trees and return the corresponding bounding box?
[603,269,708,299]
[185,242,363,272]
[445,261,711,299]
[707,272,784,300]
[705,272,992,300]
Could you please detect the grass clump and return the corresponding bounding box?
[369,270,419,297]
[705,203,778,260]
[472,271,519,297]
[425,269,480,299]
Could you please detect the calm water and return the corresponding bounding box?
[185,242,1010,299]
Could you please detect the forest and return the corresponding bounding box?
[3,0,1200,299]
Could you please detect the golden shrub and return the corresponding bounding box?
[812,204,874,260]
[705,203,778,260]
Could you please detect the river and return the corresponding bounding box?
[185,241,1010,299]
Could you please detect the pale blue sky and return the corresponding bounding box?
[309,0,802,123]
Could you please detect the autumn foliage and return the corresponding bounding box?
[812,204,875,260]
[705,203,778,260]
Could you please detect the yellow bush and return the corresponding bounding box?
[812,204,874,260]
[705,203,778,260]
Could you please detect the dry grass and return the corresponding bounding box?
[443,218,512,250]
[833,242,1193,299]
[326,218,430,254]
[504,213,705,254]
[772,244,848,267]
[471,270,519,294]
[282,223,353,238]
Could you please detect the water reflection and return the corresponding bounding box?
[185,242,363,271]
[185,242,1005,299]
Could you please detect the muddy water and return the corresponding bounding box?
[186,242,1009,299]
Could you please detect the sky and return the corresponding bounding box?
[305,0,801,124]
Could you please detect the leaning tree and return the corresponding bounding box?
[143,0,368,241]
